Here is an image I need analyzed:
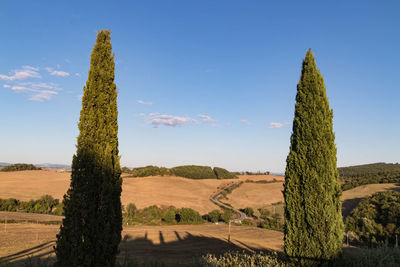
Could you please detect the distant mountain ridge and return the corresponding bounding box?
[0,162,71,169]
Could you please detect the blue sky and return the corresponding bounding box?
[0,1,399,173]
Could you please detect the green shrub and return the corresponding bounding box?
[126,203,137,218]
[202,251,286,267]
[130,165,165,177]
[345,191,400,246]
[213,167,237,179]
[52,202,64,216]
[171,165,217,179]
[1,163,41,172]
[121,166,131,173]
[162,206,177,223]
[0,198,19,211]
[221,209,233,223]
[176,208,203,223]
[242,207,254,217]
[208,209,222,223]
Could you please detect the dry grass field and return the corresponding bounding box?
[0,170,282,214]
[0,223,283,264]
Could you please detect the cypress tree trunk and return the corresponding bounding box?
[284,49,343,264]
[55,30,122,267]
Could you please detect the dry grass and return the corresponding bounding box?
[0,223,283,264]
[0,170,282,214]
[227,182,284,211]
[0,211,62,222]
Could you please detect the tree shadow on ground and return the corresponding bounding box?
[118,230,277,265]
[0,240,55,265]
[342,197,364,219]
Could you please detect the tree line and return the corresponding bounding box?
[0,163,41,172]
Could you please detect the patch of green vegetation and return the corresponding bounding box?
[0,195,63,215]
[345,191,400,246]
[123,204,206,225]
[339,163,400,190]
[0,163,41,172]
[128,165,237,179]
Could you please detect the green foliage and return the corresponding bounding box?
[176,207,203,224]
[284,49,343,262]
[0,195,62,215]
[126,203,137,217]
[202,251,286,267]
[208,209,222,223]
[221,209,233,223]
[345,191,400,246]
[121,166,131,173]
[339,163,400,190]
[130,165,170,177]
[55,30,122,267]
[171,165,217,179]
[162,206,177,224]
[0,163,41,172]
[242,207,254,217]
[213,167,237,179]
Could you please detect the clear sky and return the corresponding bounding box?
[0,1,399,173]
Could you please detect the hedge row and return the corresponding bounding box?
[0,163,42,172]
[129,165,237,179]
[0,195,64,215]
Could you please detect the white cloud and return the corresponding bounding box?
[0,66,41,81]
[198,114,215,122]
[30,90,58,102]
[269,122,284,128]
[137,100,153,105]
[75,73,81,77]
[3,84,11,88]
[7,83,59,101]
[140,113,196,127]
[45,67,70,77]
[240,119,252,125]
[19,82,61,90]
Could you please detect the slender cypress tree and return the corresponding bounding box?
[55,30,122,267]
[284,49,343,264]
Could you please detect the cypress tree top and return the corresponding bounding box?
[284,49,343,263]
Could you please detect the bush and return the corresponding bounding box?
[345,191,400,246]
[125,203,137,218]
[171,165,217,179]
[208,209,222,223]
[213,167,237,179]
[221,209,233,223]
[202,251,286,267]
[242,207,254,217]
[162,206,177,223]
[1,163,41,172]
[0,198,19,211]
[130,165,168,177]
[176,208,203,224]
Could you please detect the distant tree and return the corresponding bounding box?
[126,203,137,218]
[208,209,222,223]
[55,30,122,266]
[284,49,343,264]
[242,207,254,217]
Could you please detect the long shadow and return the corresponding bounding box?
[118,230,277,265]
[0,240,55,264]
[342,197,364,219]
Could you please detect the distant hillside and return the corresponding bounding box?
[339,162,400,190]
[128,165,237,179]
[0,163,41,172]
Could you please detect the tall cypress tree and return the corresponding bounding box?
[284,49,343,263]
[55,30,122,267]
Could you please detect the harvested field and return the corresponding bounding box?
[0,170,281,214]
[226,182,284,211]
[0,211,62,223]
[0,223,283,265]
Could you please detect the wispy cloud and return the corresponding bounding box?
[137,100,153,105]
[139,113,197,127]
[45,67,70,77]
[3,84,11,88]
[198,114,215,122]
[7,83,59,101]
[269,122,284,128]
[240,119,252,125]
[0,66,41,81]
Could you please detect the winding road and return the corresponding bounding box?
[209,181,247,223]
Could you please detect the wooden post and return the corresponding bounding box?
[4,216,6,233]
[228,221,231,243]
